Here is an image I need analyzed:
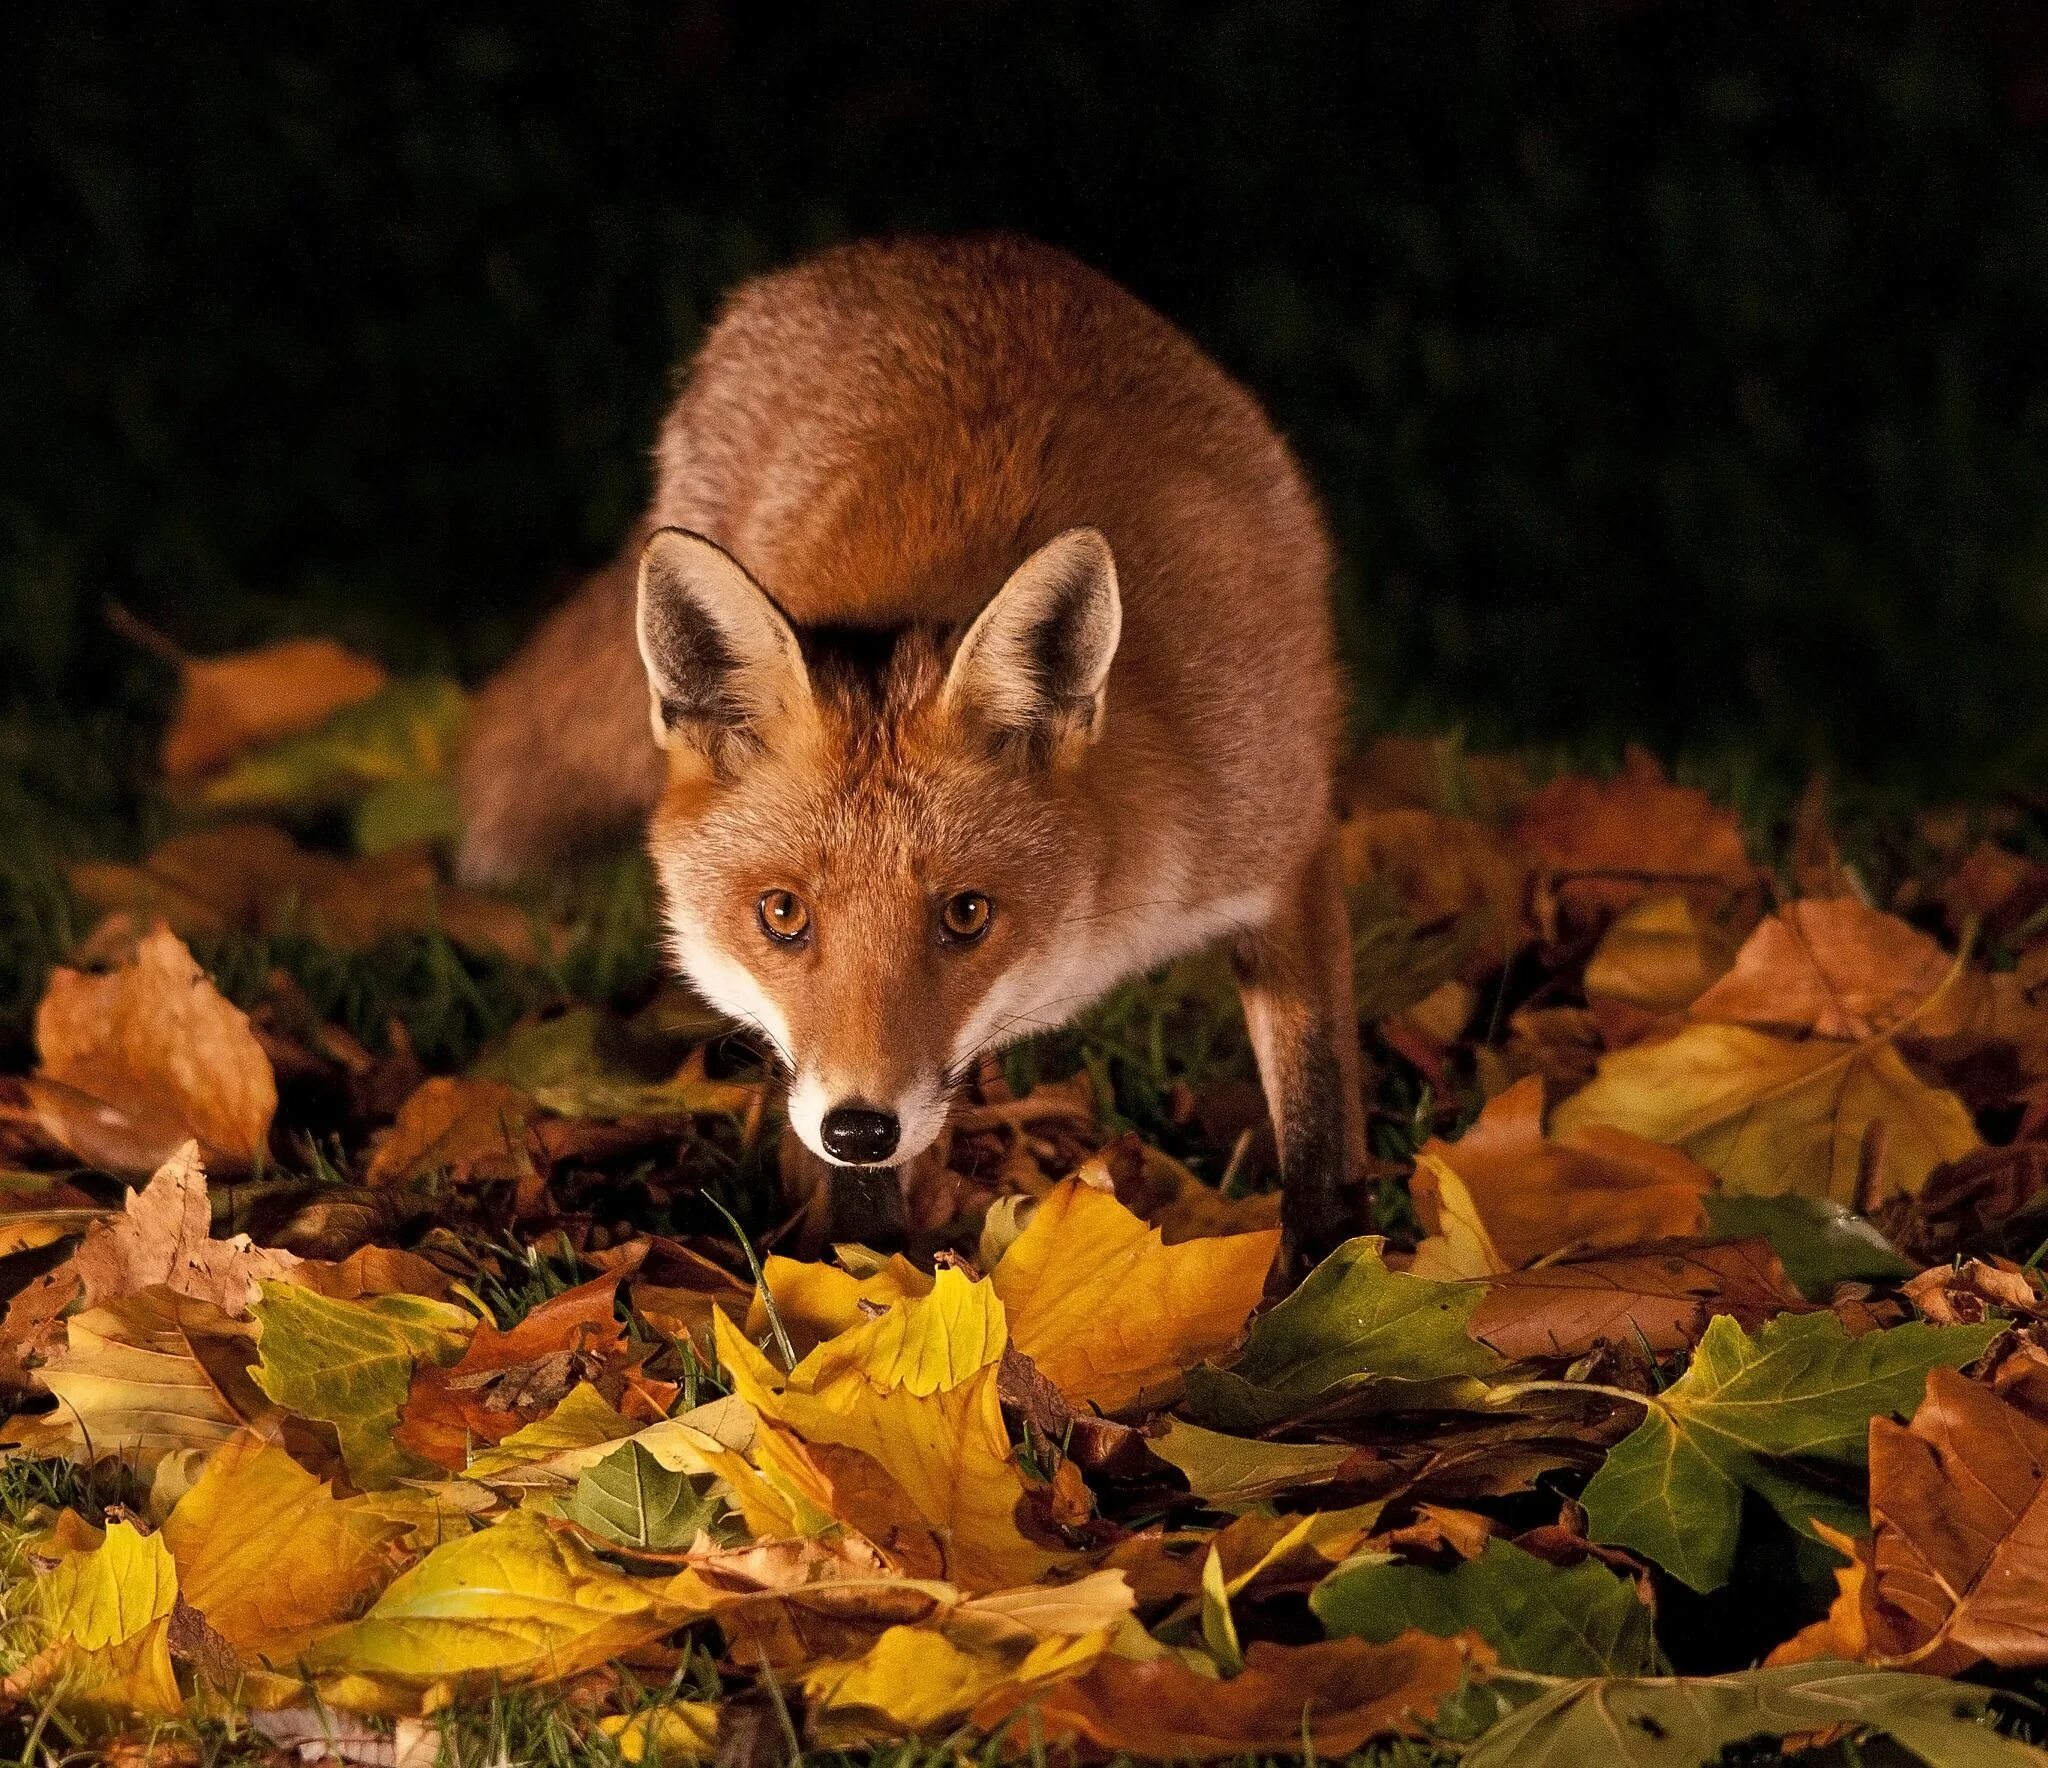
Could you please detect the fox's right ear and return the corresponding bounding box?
[636,529,811,772]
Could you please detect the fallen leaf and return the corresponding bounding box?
[748,1253,934,1356]
[1339,807,1530,942]
[1864,1368,2048,1672]
[250,1280,474,1488]
[473,1009,762,1120]
[1411,1076,1710,1277]
[1689,898,1957,1040]
[1699,1192,1916,1297]
[990,1172,1278,1412]
[1184,1236,1500,1430]
[599,1703,719,1765]
[1514,770,1757,934]
[1584,894,1735,1014]
[1147,1420,1357,1509]
[365,1077,538,1189]
[1468,1239,1808,1361]
[299,1510,683,1713]
[1581,1312,2001,1591]
[3,1615,184,1722]
[1552,1022,1979,1204]
[395,1272,626,1469]
[564,1440,726,1552]
[40,1518,179,1649]
[1460,1661,2042,1768]
[162,1430,403,1658]
[976,1632,1480,1759]
[1312,1537,1660,1676]
[29,924,277,1173]
[30,1287,270,1472]
[162,639,389,780]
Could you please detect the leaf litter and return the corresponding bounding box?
[2,648,2048,1762]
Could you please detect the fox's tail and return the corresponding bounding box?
[455,529,665,886]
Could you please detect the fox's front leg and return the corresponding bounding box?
[1233,831,1367,1263]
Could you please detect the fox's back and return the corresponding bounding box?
[458,235,1341,890]
[649,235,1341,872]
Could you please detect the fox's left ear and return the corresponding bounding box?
[941,528,1121,759]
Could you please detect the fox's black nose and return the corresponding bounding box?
[820,1104,900,1164]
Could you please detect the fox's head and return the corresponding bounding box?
[635,526,1122,1170]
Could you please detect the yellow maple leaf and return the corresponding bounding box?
[803,1624,1112,1745]
[714,1308,1055,1591]
[1552,1021,1979,1203]
[3,1615,183,1723]
[39,1519,178,1650]
[748,1253,935,1354]
[162,1430,404,1659]
[1583,893,1735,1013]
[599,1702,721,1765]
[990,1175,1278,1411]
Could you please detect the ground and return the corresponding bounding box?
[2,642,2048,1767]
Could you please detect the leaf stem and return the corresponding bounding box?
[1485,1378,1660,1411]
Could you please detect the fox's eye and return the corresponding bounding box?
[939,891,992,944]
[757,889,811,944]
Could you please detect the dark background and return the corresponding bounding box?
[7,0,2048,842]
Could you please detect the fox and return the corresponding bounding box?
[458,233,1365,1256]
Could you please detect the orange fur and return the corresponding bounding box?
[460,234,1361,1250]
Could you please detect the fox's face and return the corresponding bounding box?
[636,527,1121,1169]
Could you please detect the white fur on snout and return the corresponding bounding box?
[787,1069,948,1168]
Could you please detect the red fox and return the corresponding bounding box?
[459,234,1364,1253]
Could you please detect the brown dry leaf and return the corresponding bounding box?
[1468,1239,1808,1360]
[1689,898,1956,1041]
[1337,734,1535,822]
[162,639,388,780]
[1944,841,2048,944]
[396,1272,627,1469]
[1513,766,1757,934]
[28,924,277,1174]
[1901,1259,2045,1328]
[974,1632,1482,1758]
[1410,1076,1709,1279]
[1864,1367,2048,1672]
[1551,1021,1979,1205]
[365,1077,538,1189]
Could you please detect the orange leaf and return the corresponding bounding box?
[974,1632,1480,1758]
[1689,899,1954,1040]
[365,1077,537,1188]
[1411,1076,1708,1277]
[1864,1368,2048,1672]
[162,639,387,780]
[29,924,276,1173]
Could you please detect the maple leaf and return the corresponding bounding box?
[394,1271,627,1469]
[28,923,277,1174]
[975,1632,1482,1759]
[1183,1236,1500,1430]
[1467,1238,1808,1361]
[1459,1662,2044,1768]
[1552,1021,1979,1204]
[26,1287,272,1472]
[473,1007,763,1120]
[714,1295,1057,1591]
[365,1076,538,1189]
[1688,897,1958,1040]
[989,1172,1278,1412]
[598,1703,719,1765]
[160,638,389,781]
[1410,1076,1710,1278]
[1312,1537,1661,1677]
[749,1252,935,1356]
[1862,1368,2048,1672]
[249,1280,473,1489]
[805,1625,1112,1746]
[39,1519,179,1650]
[1512,767,1757,934]
[457,1381,642,1486]
[299,1510,685,1714]
[160,1430,404,1660]
[1338,805,1530,942]
[1579,1312,2001,1591]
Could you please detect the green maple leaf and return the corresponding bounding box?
[1312,1539,1661,1677]
[250,1281,472,1489]
[1461,1661,2038,1768]
[1581,1311,1999,1592]
[1182,1236,1501,1430]
[564,1440,727,1551]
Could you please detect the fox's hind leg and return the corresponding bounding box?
[1233,829,1367,1264]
